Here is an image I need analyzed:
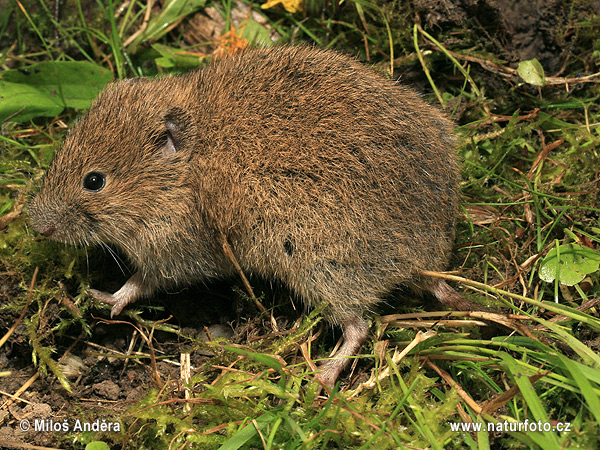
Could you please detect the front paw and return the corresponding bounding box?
[89,289,126,317]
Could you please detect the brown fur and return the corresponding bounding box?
[29,46,470,387]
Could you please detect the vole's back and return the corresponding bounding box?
[184,46,459,322]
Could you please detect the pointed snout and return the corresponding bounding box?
[28,196,58,238]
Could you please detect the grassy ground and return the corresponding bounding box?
[1,0,600,449]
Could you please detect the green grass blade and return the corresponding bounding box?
[499,353,560,448]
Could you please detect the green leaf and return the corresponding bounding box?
[240,18,273,47]
[152,44,206,69]
[129,0,207,48]
[499,353,560,449]
[533,317,600,367]
[218,414,274,450]
[556,354,600,427]
[537,111,578,131]
[539,243,600,286]
[0,61,113,122]
[0,81,64,122]
[517,59,546,87]
[85,442,111,450]
[224,346,284,373]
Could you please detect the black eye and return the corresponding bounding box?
[83,172,106,192]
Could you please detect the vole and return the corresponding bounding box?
[29,46,478,388]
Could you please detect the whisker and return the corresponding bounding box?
[101,243,128,277]
[85,246,90,277]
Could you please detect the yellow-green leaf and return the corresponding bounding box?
[517,59,546,87]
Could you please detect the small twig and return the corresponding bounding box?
[435,45,600,87]
[481,371,548,414]
[220,232,280,331]
[220,232,261,310]
[0,204,23,231]
[0,268,39,409]
[246,327,297,343]
[123,0,154,47]
[121,329,138,375]
[96,316,164,387]
[464,108,540,129]
[147,322,162,387]
[1,373,39,410]
[210,356,245,386]
[299,341,319,374]
[252,418,268,448]
[420,270,597,333]
[386,319,487,328]
[180,352,191,414]
[0,389,31,405]
[527,139,564,179]
[0,267,37,348]
[337,403,394,439]
[426,360,482,414]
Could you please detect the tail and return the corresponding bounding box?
[430,278,492,312]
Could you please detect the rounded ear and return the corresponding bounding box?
[160,107,196,156]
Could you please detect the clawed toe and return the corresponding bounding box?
[88,289,125,317]
[89,288,117,305]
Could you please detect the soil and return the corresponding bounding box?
[414,0,600,74]
[0,267,247,448]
